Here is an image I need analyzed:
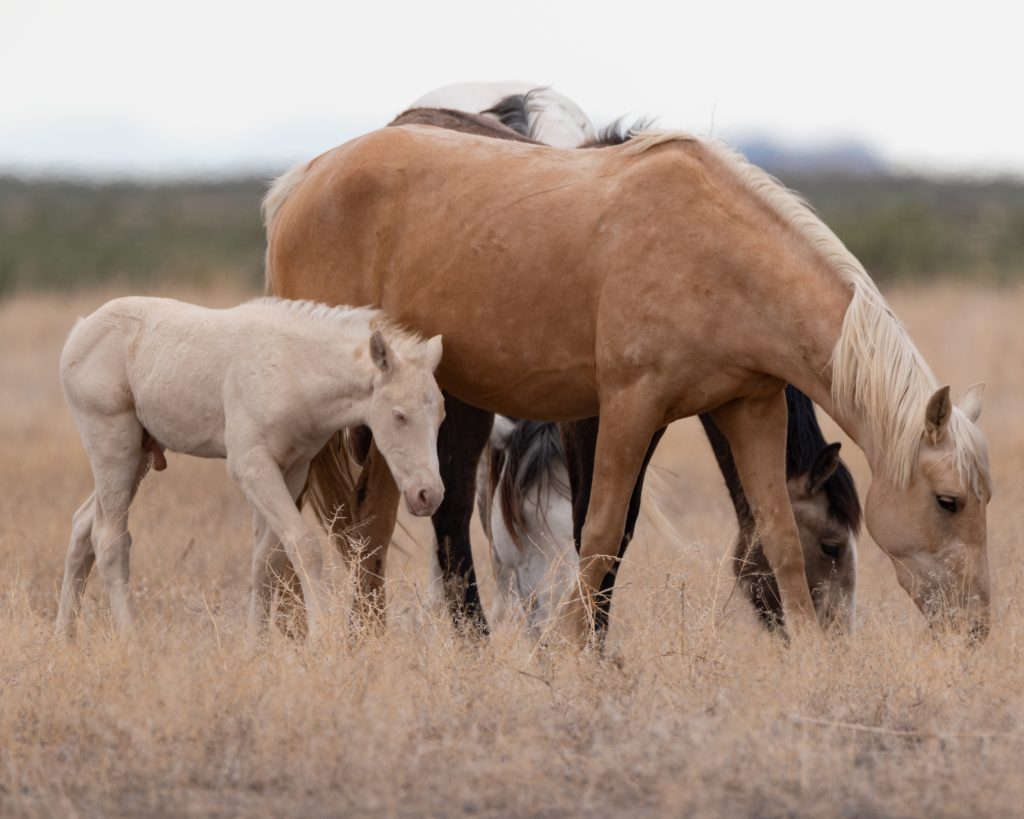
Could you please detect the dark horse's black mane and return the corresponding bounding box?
[490,419,568,545]
[784,388,861,532]
[486,91,656,149]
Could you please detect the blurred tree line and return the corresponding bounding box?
[1,171,1023,295]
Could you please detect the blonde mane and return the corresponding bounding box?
[625,129,989,493]
[245,297,432,363]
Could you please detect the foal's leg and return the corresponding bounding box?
[560,395,664,645]
[710,390,817,636]
[55,492,97,639]
[430,393,493,631]
[86,415,149,638]
[230,449,328,639]
[249,462,310,637]
[560,419,666,635]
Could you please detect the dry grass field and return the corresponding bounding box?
[1,282,1023,817]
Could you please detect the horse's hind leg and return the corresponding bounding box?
[560,418,666,637]
[85,414,148,638]
[55,492,97,639]
[430,393,493,632]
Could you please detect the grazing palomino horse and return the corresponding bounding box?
[56,296,445,639]
[265,124,992,643]
[479,386,858,633]
[408,81,596,148]
[373,103,862,637]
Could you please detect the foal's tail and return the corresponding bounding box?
[303,430,363,540]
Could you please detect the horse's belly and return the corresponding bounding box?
[132,384,226,459]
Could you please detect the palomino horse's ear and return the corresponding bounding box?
[369,330,394,375]
[957,382,985,424]
[424,335,443,372]
[924,385,952,444]
[806,442,842,496]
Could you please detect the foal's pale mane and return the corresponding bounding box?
[246,297,431,363]
[624,129,989,493]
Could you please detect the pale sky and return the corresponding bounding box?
[2,0,1021,176]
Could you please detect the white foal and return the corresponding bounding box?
[476,417,577,632]
[56,296,445,640]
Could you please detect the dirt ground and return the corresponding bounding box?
[1,282,1022,817]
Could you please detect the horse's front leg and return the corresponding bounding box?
[248,461,310,639]
[710,389,818,637]
[430,393,493,632]
[560,392,664,646]
[229,449,328,640]
[560,419,666,636]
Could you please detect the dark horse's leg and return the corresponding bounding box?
[431,392,494,632]
[560,419,666,635]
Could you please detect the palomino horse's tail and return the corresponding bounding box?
[263,159,364,538]
[261,159,314,295]
[302,429,364,544]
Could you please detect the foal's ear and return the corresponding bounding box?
[806,442,842,496]
[424,335,443,372]
[957,382,985,424]
[369,331,394,375]
[924,385,952,444]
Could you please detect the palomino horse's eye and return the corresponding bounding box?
[820,542,843,560]
[393,409,407,424]
[936,495,959,514]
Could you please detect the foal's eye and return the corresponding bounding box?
[820,542,843,560]
[936,494,959,514]
[393,410,407,424]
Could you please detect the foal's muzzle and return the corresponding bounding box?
[404,483,444,517]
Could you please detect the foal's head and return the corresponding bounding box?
[364,330,446,517]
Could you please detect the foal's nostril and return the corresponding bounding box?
[417,488,430,508]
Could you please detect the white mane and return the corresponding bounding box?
[245,297,431,363]
[624,129,989,493]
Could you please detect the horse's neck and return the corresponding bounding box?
[754,259,879,462]
[292,331,375,429]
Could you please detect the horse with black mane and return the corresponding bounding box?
[481,385,859,633]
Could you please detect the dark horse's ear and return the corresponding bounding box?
[806,442,842,495]
[369,330,393,375]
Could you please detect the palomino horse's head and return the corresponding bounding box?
[364,330,446,517]
[738,441,858,633]
[864,384,991,640]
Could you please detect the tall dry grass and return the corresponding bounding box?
[1,283,1023,817]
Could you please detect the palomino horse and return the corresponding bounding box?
[408,81,596,148]
[265,124,992,643]
[348,102,859,638]
[56,296,445,639]
[479,386,858,633]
